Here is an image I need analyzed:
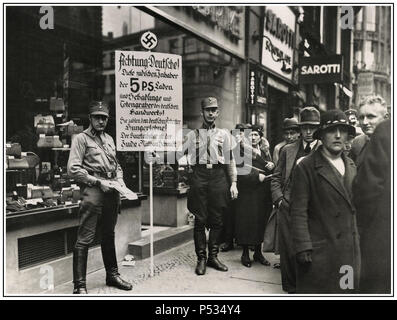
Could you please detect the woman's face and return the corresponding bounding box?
[249,131,261,146]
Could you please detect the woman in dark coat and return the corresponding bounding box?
[235,125,274,267]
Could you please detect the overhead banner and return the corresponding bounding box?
[299,55,343,84]
[115,51,183,151]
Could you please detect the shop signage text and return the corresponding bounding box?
[299,55,343,84]
[261,6,296,82]
[357,72,374,99]
[248,65,267,106]
[264,9,295,49]
[189,6,242,41]
[115,51,183,151]
[150,6,245,58]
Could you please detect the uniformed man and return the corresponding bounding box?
[182,97,238,276]
[344,108,364,136]
[67,101,132,294]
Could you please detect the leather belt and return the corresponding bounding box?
[89,171,117,179]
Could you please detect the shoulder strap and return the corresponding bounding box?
[83,132,118,165]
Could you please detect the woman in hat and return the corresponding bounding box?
[234,125,274,267]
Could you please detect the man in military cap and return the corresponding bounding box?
[182,97,238,275]
[67,101,132,294]
[272,117,300,166]
[271,106,321,293]
[290,109,359,293]
[345,108,364,136]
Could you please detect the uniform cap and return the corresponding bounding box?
[201,97,219,109]
[89,101,109,117]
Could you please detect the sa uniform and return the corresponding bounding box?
[182,97,237,275]
[67,101,132,293]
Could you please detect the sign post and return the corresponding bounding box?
[115,32,183,277]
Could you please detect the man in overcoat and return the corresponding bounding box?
[353,119,391,293]
[290,109,360,294]
[271,106,321,293]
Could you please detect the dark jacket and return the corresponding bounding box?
[353,119,391,293]
[234,148,273,245]
[271,139,321,205]
[290,147,360,294]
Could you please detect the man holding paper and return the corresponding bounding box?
[67,101,133,294]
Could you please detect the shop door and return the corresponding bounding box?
[267,86,288,151]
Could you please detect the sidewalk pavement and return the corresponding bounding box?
[52,240,285,295]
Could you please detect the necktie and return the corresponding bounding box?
[304,143,311,154]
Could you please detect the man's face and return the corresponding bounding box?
[358,103,387,137]
[321,125,349,156]
[283,129,300,144]
[300,125,318,143]
[348,114,357,126]
[202,107,219,125]
[90,114,108,132]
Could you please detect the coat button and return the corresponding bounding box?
[336,232,342,239]
[335,211,340,217]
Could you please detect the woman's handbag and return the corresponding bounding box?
[7,156,30,169]
[23,152,41,168]
[262,206,278,253]
[6,143,22,157]
[36,123,56,135]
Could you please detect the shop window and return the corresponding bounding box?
[18,227,101,269]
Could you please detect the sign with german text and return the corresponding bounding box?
[299,55,343,84]
[248,64,267,106]
[261,6,296,82]
[357,72,374,99]
[115,51,183,151]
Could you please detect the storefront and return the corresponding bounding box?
[249,6,300,149]
[5,5,246,293]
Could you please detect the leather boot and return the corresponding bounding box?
[106,268,133,291]
[73,247,88,294]
[241,245,252,268]
[102,241,132,290]
[253,244,271,266]
[194,225,207,275]
[207,228,228,272]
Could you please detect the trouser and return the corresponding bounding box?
[277,201,296,293]
[194,207,224,259]
[221,202,235,245]
[188,166,229,259]
[74,185,120,273]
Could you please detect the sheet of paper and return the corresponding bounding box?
[105,181,138,200]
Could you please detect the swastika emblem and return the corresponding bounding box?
[140,31,158,50]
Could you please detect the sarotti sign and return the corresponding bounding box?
[299,55,343,84]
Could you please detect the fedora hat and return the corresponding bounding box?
[283,117,299,130]
[299,106,320,126]
[313,109,356,140]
